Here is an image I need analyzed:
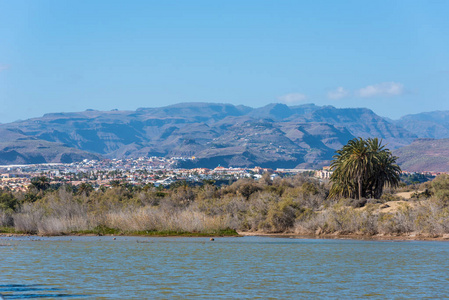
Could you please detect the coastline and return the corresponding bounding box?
[0,229,239,239]
[2,231,449,242]
[237,231,449,241]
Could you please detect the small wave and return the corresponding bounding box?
[0,284,87,299]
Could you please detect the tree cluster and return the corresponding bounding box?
[329,137,401,200]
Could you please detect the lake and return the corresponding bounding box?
[1,236,448,299]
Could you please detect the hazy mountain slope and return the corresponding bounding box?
[395,111,449,139]
[247,103,294,120]
[394,138,449,172]
[298,106,417,148]
[4,110,147,154]
[0,128,102,165]
[137,102,251,122]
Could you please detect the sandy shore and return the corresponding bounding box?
[237,231,449,241]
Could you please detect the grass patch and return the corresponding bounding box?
[0,226,16,234]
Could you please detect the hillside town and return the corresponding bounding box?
[0,157,442,192]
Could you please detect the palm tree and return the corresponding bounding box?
[330,138,371,199]
[77,182,94,196]
[30,176,51,192]
[329,137,401,200]
[371,150,401,199]
[365,138,401,199]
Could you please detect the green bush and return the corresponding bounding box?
[0,191,18,213]
[432,174,449,203]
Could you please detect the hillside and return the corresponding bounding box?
[0,102,418,168]
[394,138,449,172]
[395,111,449,139]
[0,128,102,165]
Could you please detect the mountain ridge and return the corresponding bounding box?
[394,110,449,139]
[0,102,444,169]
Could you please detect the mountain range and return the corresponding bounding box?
[0,102,448,171]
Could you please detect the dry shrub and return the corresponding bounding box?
[246,192,276,231]
[295,206,378,235]
[46,190,88,219]
[164,208,230,232]
[104,207,166,231]
[136,191,159,206]
[37,216,91,235]
[294,211,326,235]
[104,206,232,233]
[412,200,449,236]
[13,203,45,234]
[13,201,92,235]
[378,204,416,235]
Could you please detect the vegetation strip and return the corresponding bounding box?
[1,138,449,239]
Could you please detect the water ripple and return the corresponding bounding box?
[0,284,86,299]
[1,236,449,298]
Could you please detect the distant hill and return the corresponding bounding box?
[0,128,102,165]
[394,111,449,139]
[0,102,421,168]
[394,138,449,172]
[292,106,416,149]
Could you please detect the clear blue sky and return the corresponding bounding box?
[1,0,448,123]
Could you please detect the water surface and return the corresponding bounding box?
[1,236,448,299]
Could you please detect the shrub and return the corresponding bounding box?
[432,174,449,203]
[266,199,300,232]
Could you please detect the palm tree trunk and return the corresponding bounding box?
[374,181,383,199]
[358,177,362,200]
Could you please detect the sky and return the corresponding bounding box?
[1,0,448,123]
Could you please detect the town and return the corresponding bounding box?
[0,157,314,191]
[0,157,441,191]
